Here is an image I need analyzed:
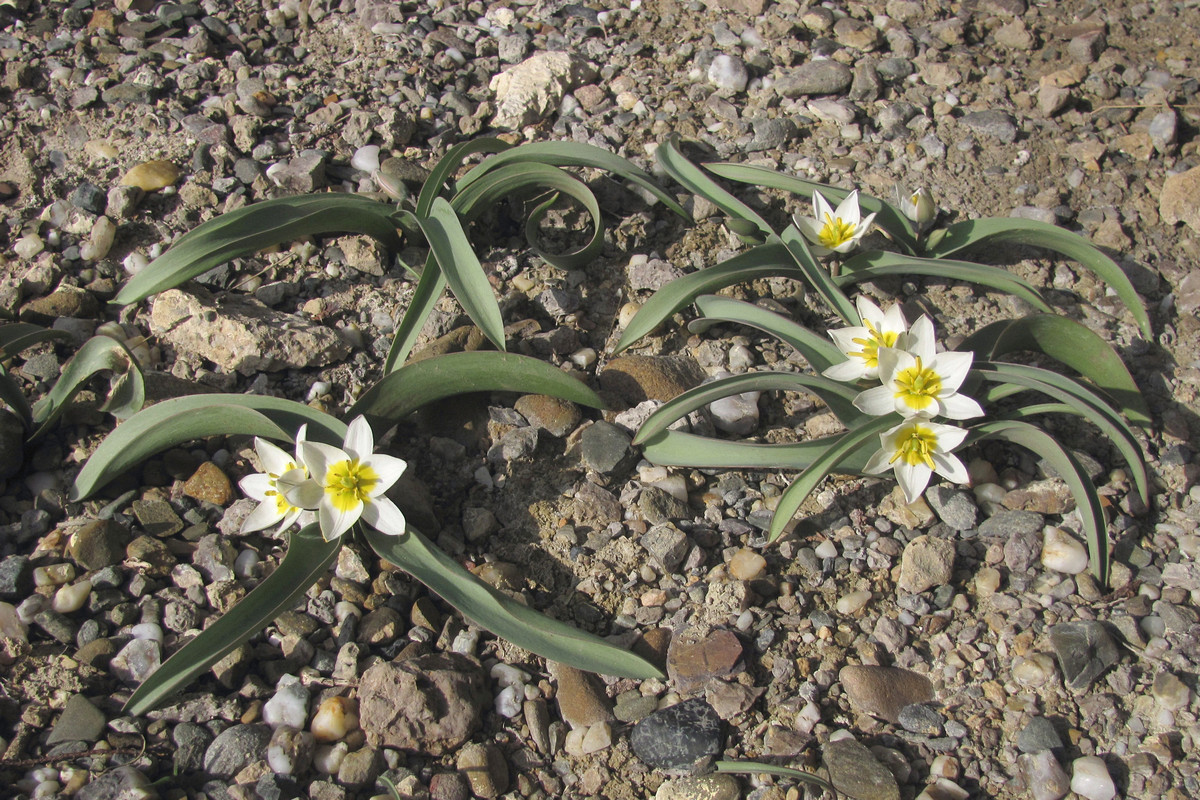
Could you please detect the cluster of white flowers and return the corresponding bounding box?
[239,416,408,541]
[825,296,983,504]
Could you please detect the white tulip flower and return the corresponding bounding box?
[824,296,910,382]
[863,419,970,503]
[239,427,314,534]
[793,189,877,257]
[900,187,937,228]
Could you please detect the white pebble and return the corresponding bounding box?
[836,590,871,615]
[581,721,612,753]
[123,251,149,275]
[618,301,641,327]
[263,678,310,730]
[15,595,48,625]
[81,216,116,261]
[0,602,27,642]
[129,623,164,643]
[495,684,524,718]
[828,729,856,743]
[333,601,362,626]
[1041,526,1089,574]
[708,391,761,435]
[451,629,479,656]
[929,755,960,780]
[569,347,597,368]
[351,145,381,174]
[234,549,260,579]
[33,563,75,587]
[563,727,587,757]
[915,778,969,800]
[707,54,749,92]
[814,540,839,559]
[490,663,530,687]
[307,381,332,401]
[1070,756,1116,800]
[648,475,688,502]
[311,696,359,742]
[795,701,821,734]
[1012,653,1056,687]
[14,235,45,260]
[312,742,348,774]
[52,579,92,614]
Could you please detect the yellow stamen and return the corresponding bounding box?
[324,459,379,512]
[848,320,899,368]
[888,424,938,469]
[818,212,857,249]
[893,357,942,412]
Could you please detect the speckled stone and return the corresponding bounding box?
[822,737,900,800]
[630,698,722,770]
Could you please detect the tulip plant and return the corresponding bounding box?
[620,138,1151,585]
[71,139,685,714]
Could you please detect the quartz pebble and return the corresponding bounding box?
[51,579,91,613]
[1070,756,1116,800]
[728,548,766,581]
[1041,526,1088,574]
[121,160,180,191]
[263,677,310,730]
[311,696,359,742]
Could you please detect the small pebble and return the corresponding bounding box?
[1070,755,1116,800]
[311,697,359,742]
[1041,526,1088,574]
[51,580,92,614]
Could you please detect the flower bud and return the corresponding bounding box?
[901,187,937,228]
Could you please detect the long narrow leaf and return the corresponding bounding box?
[613,242,795,353]
[417,198,506,351]
[417,137,511,217]
[71,397,346,501]
[657,136,772,237]
[351,351,603,423]
[384,256,447,373]
[366,526,662,679]
[0,323,71,356]
[640,429,873,473]
[777,226,857,323]
[456,141,690,220]
[966,420,1109,584]
[0,367,32,427]
[838,250,1053,313]
[922,217,1151,337]
[714,761,834,793]
[703,161,920,254]
[959,315,1150,426]
[769,416,894,541]
[692,295,844,371]
[633,372,861,445]
[124,524,340,715]
[30,336,144,440]
[451,162,605,269]
[113,194,404,306]
[973,363,1148,504]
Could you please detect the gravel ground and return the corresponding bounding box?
[1,1,1199,799]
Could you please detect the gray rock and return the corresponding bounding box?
[69,519,130,571]
[110,638,162,684]
[456,742,508,799]
[978,509,1044,538]
[1003,529,1042,573]
[488,427,539,463]
[1017,716,1063,753]
[747,117,798,152]
[0,554,33,600]
[571,482,622,530]
[641,524,690,574]
[961,110,1019,143]
[47,694,107,744]
[337,747,382,790]
[897,703,943,736]
[1161,166,1200,233]
[630,697,722,770]
[1048,621,1119,691]
[203,724,272,778]
[775,60,853,97]
[628,258,685,291]
[150,288,350,376]
[358,652,487,754]
[0,409,24,481]
[822,737,900,800]
[75,766,158,800]
[638,486,689,525]
[580,421,631,474]
[102,82,157,105]
[897,535,954,594]
[1154,600,1198,632]
[537,287,580,317]
[490,52,597,129]
[924,486,978,531]
[266,151,327,193]
[173,721,213,773]
[1149,110,1178,152]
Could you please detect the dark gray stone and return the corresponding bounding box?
[747,117,798,152]
[203,723,272,778]
[173,721,213,773]
[75,766,157,800]
[979,509,1044,539]
[962,110,1019,143]
[70,182,107,214]
[641,524,690,574]
[775,60,853,97]
[822,737,900,800]
[1049,621,1119,691]
[580,421,631,474]
[897,703,944,736]
[102,82,157,105]
[1017,716,1063,753]
[925,486,978,531]
[0,409,24,481]
[0,554,32,600]
[637,486,689,525]
[47,694,107,745]
[630,698,722,770]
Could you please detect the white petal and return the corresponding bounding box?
[361,454,407,496]
[242,500,285,534]
[877,347,911,386]
[853,385,897,416]
[931,351,973,392]
[855,210,877,234]
[319,498,362,541]
[361,496,407,536]
[279,507,305,531]
[833,190,861,226]
[905,316,936,360]
[926,421,969,450]
[343,416,375,461]
[823,359,869,382]
[862,446,895,475]
[895,461,933,504]
[855,296,884,327]
[239,473,275,502]
[811,190,835,223]
[932,451,970,485]
[283,477,325,510]
[937,392,985,421]
[829,326,869,354]
[793,215,826,246]
[808,243,833,258]
[254,438,295,476]
[300,441,346,483]
[880,302,907,333]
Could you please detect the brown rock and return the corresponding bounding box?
[635,627,672,670]
[570,482,622,530]
[183,462,234,505]
[822,737,900,800]
[600,354,705,405]
[667,628,744,693]
[839,665,933,723]
[456,742,508,799]
[548,662,614,729]
[1160,165,1200,234]
[358,653,487,754]
[514,394,581,437]
[19,285,100,324]
[1002,478,1074,514]
[897,534,955,594]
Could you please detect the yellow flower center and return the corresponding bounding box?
[889,424,938,469]
[893,357,942,412]
[849,321,899,368]
[324,459,379,512]
[818,213,857,249]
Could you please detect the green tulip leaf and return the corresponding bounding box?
[365,526,663,679]
[417,137,511,216]
[691,295,844,372]
[0,323,72,356]
[657,136,772,238]
[0,365,32,428]
[640,429,873,473]
[383,256,447,373]
[714,761,833,792]
[30,335,145,440]
[777,226,857,323]
[124,524,340,715]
